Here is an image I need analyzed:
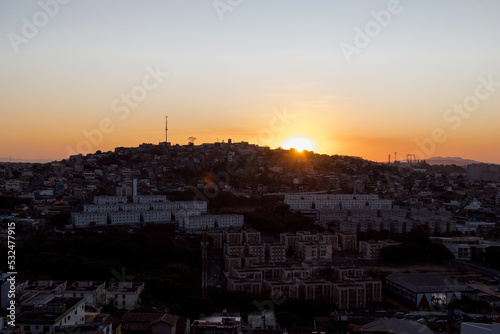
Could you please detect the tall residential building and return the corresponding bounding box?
[338,232,357,251]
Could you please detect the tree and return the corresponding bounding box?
[408,227,430,246]
[50,212,70,229]
[427,243,454,263]
[484,247,500,270]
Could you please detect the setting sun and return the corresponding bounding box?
[282,137,315,152]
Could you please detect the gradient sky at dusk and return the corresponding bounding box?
[1,0,500,163]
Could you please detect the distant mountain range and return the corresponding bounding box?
[425,157,482,166]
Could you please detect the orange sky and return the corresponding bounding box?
[1,1,500,164]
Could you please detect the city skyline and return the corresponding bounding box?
[2,1,500,163]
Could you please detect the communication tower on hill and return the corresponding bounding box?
[165,116,168,143]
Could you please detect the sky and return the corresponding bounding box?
[1,0,500,163]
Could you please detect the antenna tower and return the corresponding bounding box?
[165,116,168,143]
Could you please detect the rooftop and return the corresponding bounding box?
[17,297,84,324]
[107,282,144,293]
[122,312,178,328]
[386,273,469,293]
[66,281,106,292]
[362,319,433,334]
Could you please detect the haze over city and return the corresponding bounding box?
[2,0,500,163]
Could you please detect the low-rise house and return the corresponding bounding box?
[17,297,85,334]
[120,312,178,334]
[62,281,106,308]
[105,282,145,311]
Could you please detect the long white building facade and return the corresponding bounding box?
[73,195,237,230]
[181,214,244,232]
[284,193,392,212]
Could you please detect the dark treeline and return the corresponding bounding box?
[380,228,454,263]
[9,225,201,305]
[2,222,331,325]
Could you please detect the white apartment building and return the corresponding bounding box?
[181,214,244,231]
[266,243,286,263]
[93,196,127,205]
[224,243,245,257]
[149,200,207,212]
[141,210,172,223]
[295,241,333,261]
[105,282,145,310]
[63,281,106,308]
[332,282,366,310]
[338,233,357,251]
[135,195,167,203]
[178,200,208,213]
[109,212,141,225]
[318,232,339,250]
[182,215,216,230]
[340,218,454,235]
[120,203,151,212]
[173,208,202,226]
[284,193,391,212]
[84,204,120,213]
[73,195,209,229]
[72,212,108,228]
[151,202,182,211]
[215,214,244,229]
[245,244,266,262]
[359,240,383,260]
[243,229,261,244]
[296,279,334,303]
[280,233,300,252]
